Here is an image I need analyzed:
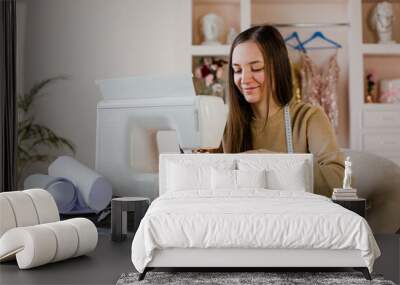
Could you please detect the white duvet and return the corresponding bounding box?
[131,190,380,273]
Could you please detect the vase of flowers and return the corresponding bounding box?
[365,71,377,103]
[193,56,228,102]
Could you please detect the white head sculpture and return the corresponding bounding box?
[201,13,224,45]
[370,1,396,44]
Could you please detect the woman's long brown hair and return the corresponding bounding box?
[223,25,293,153]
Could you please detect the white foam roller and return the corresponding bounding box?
[0,196,17,237]
[1,192,39,227]
[65,218,98,257]
[42,221,79,262]
[24,189,60,224]
[0,226,57,269]
[47,181,76,213]
[24,174,58,189]
[24,174,77,213]
[49,156,112,211]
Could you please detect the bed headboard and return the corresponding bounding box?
[159,153,314,196]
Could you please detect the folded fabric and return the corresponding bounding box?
[24,174,77,214]
[49,156,112,212]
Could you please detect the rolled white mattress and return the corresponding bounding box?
[49,156,112,212]
[24,174,77,214]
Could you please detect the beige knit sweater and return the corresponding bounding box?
[224,101,345,197]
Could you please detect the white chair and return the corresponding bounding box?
[0,189,98,269]
[342,149,400,234]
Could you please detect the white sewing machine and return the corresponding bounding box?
[95,75,227,199]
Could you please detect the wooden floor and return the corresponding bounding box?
[0,232,398,285]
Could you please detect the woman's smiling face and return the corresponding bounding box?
[232,41,266,104]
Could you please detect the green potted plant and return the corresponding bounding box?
[17,76,75,184]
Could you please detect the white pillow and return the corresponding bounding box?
[238,159,308,191]
[211,168,236,190]
[211,169,267,190]
[266,167,307,191]
[237,169,267,188]
[166,160,235,191]
[166,162,210,191]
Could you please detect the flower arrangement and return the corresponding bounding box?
[365,71,377,103]
[193,56,228,101]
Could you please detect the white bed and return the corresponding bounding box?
[131,154,380,280]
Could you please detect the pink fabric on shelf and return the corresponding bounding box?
[300,53,340,131]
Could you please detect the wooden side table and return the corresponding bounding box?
[111,197,150,242]
[332,198,366,218]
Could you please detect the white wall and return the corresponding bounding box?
[19,0,190,176]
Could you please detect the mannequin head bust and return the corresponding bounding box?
[201,13,224,45]
[370,1,395,44]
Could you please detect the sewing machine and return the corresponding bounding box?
[95,75,227,199]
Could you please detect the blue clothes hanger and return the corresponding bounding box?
[284,31,306,53]
[296,31,342,50]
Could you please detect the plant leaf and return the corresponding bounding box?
[28,124,75,153]
[17,75,74,184]
[17,75,68,113]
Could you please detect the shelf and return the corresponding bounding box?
[363,103,400,110]
[194,0,239,3]
[362,44,400,55]
[252,0,348,4]
[192,0,241,46]
[190,45,231,56]
[251,0,349,26]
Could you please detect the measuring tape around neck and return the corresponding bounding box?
[284,105,294,154]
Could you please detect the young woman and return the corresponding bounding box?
[222,25,344,197]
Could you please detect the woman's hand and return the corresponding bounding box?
[192,148,222,153]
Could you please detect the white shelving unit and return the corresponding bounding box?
[187,0,400,165]
[362,44,400,55]
[188,0,250,102]
[188,0,250,68]
[356,0,400,166]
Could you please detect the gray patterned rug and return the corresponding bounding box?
[116,271,396,285]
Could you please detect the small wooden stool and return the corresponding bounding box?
[111,197,150,242]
